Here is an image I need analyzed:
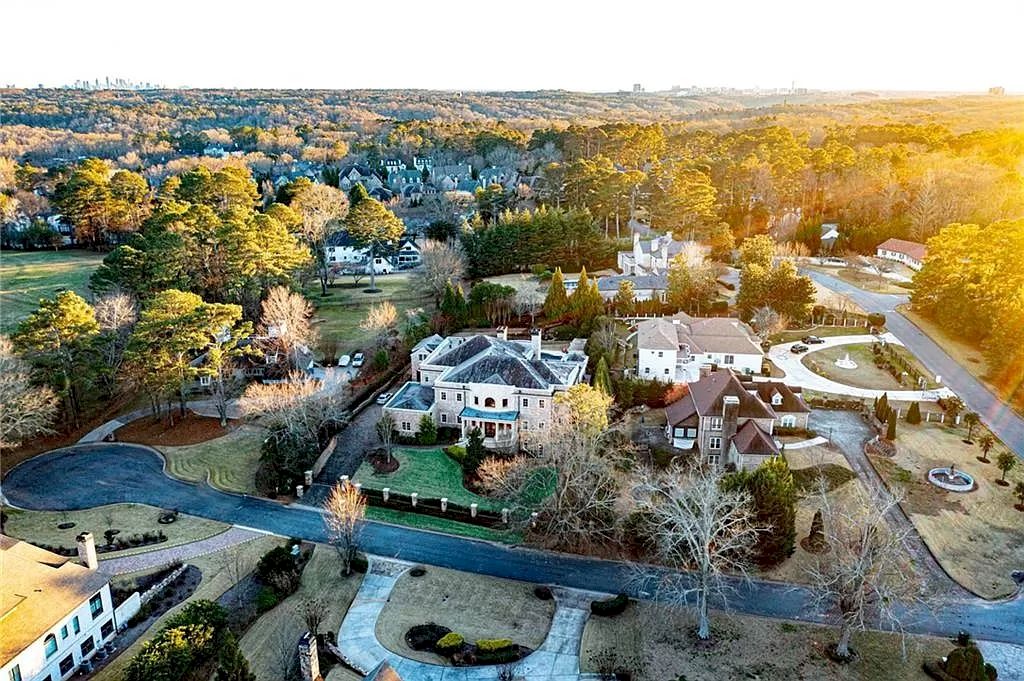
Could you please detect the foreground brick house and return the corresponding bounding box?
[664,369,810,470]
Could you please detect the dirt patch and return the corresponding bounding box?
[116,411,239,446]
[870,455,961,517]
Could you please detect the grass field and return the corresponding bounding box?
[580,600,949,681]
[1,503,229,557]
[354,447,501,511]
[375,565,555,664]
[92,534,280,681]
[307,273,431,354]
[832,267,910,295]
[772,325,867,344]
[0,249,105,332]
[870,422,1024,599]
[899,305,1024,417]
[365,506,521,543]
[159,424,268,494]
[802,343,904,390]
[239,545,363,680]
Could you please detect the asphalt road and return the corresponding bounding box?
[3,443,1022,645]
[803,268,1024,457]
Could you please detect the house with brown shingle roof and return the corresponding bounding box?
[876,238,928,270]
[1,535,116,681]
[663,369,808,470]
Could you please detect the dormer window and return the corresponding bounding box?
[771,392,783,406]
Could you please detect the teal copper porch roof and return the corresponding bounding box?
[460,407,519,422]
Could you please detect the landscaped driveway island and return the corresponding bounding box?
[3,442,1023,647]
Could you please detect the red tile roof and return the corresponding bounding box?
[876,238,927,262]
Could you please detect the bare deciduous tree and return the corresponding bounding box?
[750,306,788,343]
[259,286,319,370]
[360,301,398,349]
[375,413,397,463]
[0,336,59,449]
[477,455,528,497]
[299,595,328,636]
[93,291,138,393]
[415,240,467,305]
[632,466,763,640]
[323,480,367,576]
[292,183,350,296]
[242,374,346,451]
[804,483,923,659]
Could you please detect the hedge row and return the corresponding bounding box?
[591,593,630,617]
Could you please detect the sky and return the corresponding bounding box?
[4,0,1021,93]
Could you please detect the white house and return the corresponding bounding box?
[337,164,383,192]
[617,232,705,275]
[1,535,117,681]
[820,223,840,252]
[876,238,928,270]
[634,313,763,383]
[324,232,421,274]
[386,329,588,451]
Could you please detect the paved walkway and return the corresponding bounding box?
[769,333,953,401]
[78,407,153,443]
[803,268,1024,457]
[97,526,264,575]
[782,436,828,449]
[339,557,600,681]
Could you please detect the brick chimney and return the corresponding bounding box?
[298,631,320,681]
[496,326,508,341]
[76,532,98,570]
[699,364,712,379]
[721,395,740,454]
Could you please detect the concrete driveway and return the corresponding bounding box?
[770,333,953,401]
[802,268,1024,456]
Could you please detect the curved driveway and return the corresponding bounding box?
[770,333,952,401]
[3,443,1022,645]
[803,269,1024,457]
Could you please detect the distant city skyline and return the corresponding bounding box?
[4,0,1021,93]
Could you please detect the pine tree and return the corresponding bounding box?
[464,427,486,473]
[613,279,635,314]
[876,393,889,421]
[544,267,569,319]
[215,635,256,681]
[593,356,613,395]
[906,401,921,424]
[886,411,897,441]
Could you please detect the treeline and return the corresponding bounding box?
[460,206,617,278]
[911,218,1024,403]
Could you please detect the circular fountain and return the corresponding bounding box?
[834,352,858,370]
[927,466,975,492]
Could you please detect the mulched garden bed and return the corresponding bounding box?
[367,449,400,474]
[116,411,239,446]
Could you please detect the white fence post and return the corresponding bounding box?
[411,492,418,507]
[382,487,390,502]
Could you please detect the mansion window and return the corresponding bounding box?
[664,368,670,374]
[485,397,496,408]
[709,436,722,450]
[89,593,104,617]
[502,398,508,407]
[522,398,529,407]
[100,620,114,638]
[772,393,783,406]
[709,417,723,431]
[59,654,75,676]
[401,422,411,431]
[707,453,721,467]
[44,634,58,658]
[456,393,463,402]
[8,665,21,681]
[80,636,95,657]
[724,354,735,365]
[644,367,650,374]
[72,616,80,634]
[440,392,447,401]
[474,396,479,405]
[780,415,797,428]
[539,399,545,408]
[657,351,663,357]
[61,625,68,639]
[441,414,448,423]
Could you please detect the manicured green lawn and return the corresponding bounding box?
[771,324,868,344]
[159,425,268,494]
[0,249,105,331]
[305,272,432,353]
[354,447,501,511]
[801,343,905,390]
[365,506,521,543]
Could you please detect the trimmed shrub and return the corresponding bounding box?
[436,632,465,652]
[476,638,514,653]
[474,648,522,664]
[444,445,466,463]
[591,593,630,617]
[350,554,369,574]
[907,401,922,424]
[868,312,886,328]
[255,586,279,613]
[533,586,553,600]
